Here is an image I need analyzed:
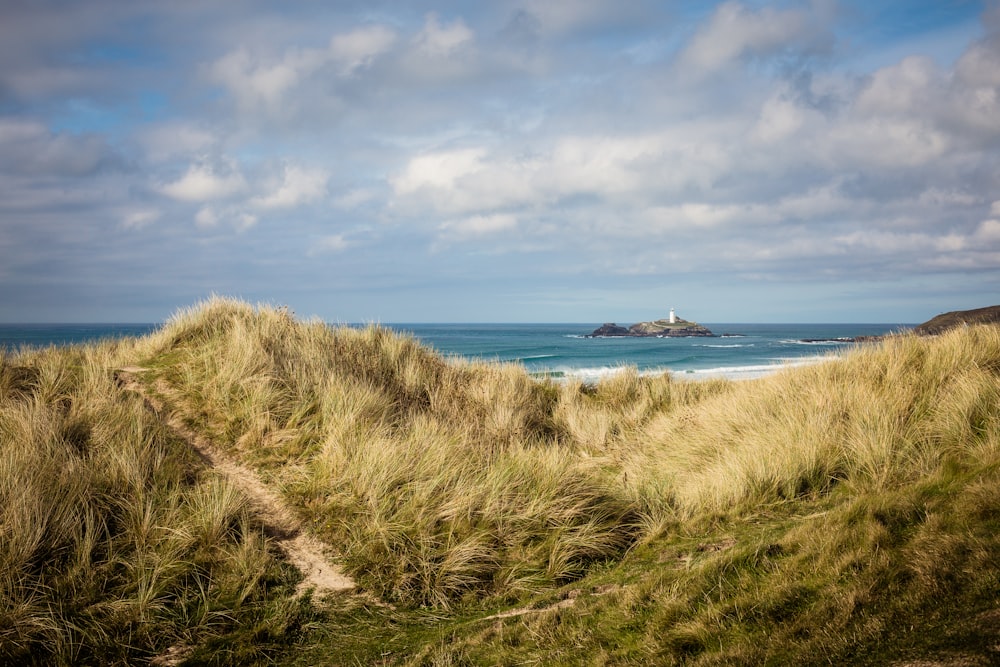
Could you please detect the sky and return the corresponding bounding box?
[1,0,998,324]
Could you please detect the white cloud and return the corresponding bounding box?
[194,205,257,231]
[677,1,830,75]
[334,188,377,209]
[439,213,518,240]
[161,161,247,202]
[397,14,478,82]
[308,234,351,255]
[948,81,1000,136]
[511,0,652,36]
[752,94,807,143]
[194,206,219,229]
[236,212,258,231]
[642,204,747,231]
[120,209,160,230]
[856,56,940,115]
[391,148,487,195]
[138,123,216,163]
[208,23,396,115]
[390,128,739,218]
[209,48,307,111]
[833,229,958,255]
[251,164,329,209]
[975,219,1000,244]
[851,43,1000,141]
[823,118,950,167]
[330,25,396,75]
[956,38,1000,87]
[414,14,473,56]
[917,188,980,208]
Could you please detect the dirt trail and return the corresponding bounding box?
[116,367,355,597]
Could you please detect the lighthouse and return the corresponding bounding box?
[669,308,676,324]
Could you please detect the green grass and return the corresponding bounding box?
[2,296,999,665]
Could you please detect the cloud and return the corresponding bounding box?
[208,47,316,112]
[823,118,951,167]
[855,56,940,115]
[194,205,257,231]
[3,1,1000,322]
[509,0,659,37]
[677,1,832,76]
[308,234,351,255]
[976,219,1000,244]
[397,14,479,82]
[752,94,808,143]
[121,209,161,230]
[334,188,377,209]
[161,161,247,202]
[207,23,396,116]
[330,25,397,75]
[389,128,739,218]
[414,14,473,56]
[138,122,217,163]
[391,148,487,196]
[251,164,329,209]
[438,213,518,241]
[851,42,1000,143]
[0,117,116,176]
[955,32,1000,87]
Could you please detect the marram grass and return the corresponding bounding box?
[2,296,999,665]
[0,339,305,666]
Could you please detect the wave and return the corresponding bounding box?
[526,355,839,383]
[695,343,754,348]
[781,338,853,346]
[535,365,671,383]
[683,357,832,379]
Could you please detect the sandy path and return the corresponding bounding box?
[116,367,355,597]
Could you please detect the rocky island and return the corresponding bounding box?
[588,310,714,338]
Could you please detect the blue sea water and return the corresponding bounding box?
[389,323,912,381]
[0,322,911,381]
[0,324,159,351]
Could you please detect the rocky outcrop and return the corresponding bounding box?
[914,306,1000,336]
[590,323,631,336]
[628,318,714,337]
[588,317,714,338]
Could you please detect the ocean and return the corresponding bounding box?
[0,322,912,381]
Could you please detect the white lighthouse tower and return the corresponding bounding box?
[669,308,676,324]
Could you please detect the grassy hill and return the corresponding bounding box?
[2,297,999,665]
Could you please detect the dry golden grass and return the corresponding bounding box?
[0,339,301,665]
[621,324,1000,517]
[4,296,1000,665]
[139,297,638,607]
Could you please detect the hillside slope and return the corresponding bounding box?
[915,305,1000,335]
[2,297,999,665]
